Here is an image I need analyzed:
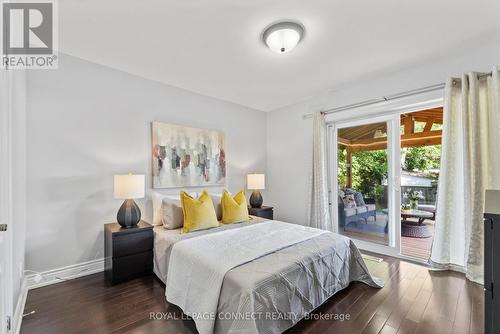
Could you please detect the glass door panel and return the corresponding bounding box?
[336,121,390,245]
[399,108,443,261]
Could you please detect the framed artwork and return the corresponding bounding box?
[151,122,226,188]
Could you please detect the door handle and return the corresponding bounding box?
[0,224,7,232]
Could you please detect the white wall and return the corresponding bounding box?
[25,54,267,272]
[266,35,500,225]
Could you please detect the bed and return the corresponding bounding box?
[153,217,383,334]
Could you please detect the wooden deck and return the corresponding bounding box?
[340,220,434,261]
[401,224,434,260]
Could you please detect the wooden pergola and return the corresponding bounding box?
[339,107,443,188]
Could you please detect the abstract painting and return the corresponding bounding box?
[151,122,226,188]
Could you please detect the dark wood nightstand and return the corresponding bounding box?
[248,206,274,220]
[104,221,153,285]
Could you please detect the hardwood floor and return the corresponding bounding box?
[21,255,484,334]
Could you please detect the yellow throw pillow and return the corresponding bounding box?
[180,191,219,233]
[221,190,250,224]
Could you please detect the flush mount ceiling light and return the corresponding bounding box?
[263,21,304,54]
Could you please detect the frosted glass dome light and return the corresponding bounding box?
[263,22,304,54]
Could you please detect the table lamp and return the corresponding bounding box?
[114,174,145,228]
[247,173,265,208]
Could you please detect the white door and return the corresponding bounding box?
[330,114,402,256]
[0,68,14,334]
[0,229,11,334]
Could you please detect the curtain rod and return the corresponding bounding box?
[302,71,493,120]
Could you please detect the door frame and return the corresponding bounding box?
[0,69,14,334]
[326,90,444,258]
[329,114,402,256]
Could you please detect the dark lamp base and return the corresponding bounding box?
[117,199,141,228]
[249,190,263,208]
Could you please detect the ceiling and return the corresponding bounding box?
[59,0,500,111]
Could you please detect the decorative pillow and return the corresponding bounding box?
[353,192,366,207]
[152,191,197,226]
[152,192,167,226]
[209,193,223,221]
[221,190,249,224]
[342,194,357,208]
[161,196,184,229]
[180,191,219,233]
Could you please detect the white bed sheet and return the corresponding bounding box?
[153,217,266,283]
[153,226,182,283]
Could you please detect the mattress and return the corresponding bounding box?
[153,218,382,334]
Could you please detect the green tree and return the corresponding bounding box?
[337,147,388,198]
[351,150,387,197]
[403,145,441,173]
[337,144,441,198]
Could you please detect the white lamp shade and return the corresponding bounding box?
[114,174,145,199]
[247,174,265,190]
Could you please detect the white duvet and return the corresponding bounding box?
[165,220,327,334]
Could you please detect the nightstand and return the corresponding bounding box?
[104,221,153,285]
[248,206,274,220]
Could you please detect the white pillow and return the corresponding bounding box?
[152,192,196,226]
[342,194,357,209]
[161,196,185,229]
[152,192,165,226]
[209,193,223,221]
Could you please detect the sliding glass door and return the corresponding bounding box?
[399,107,443,261]
[330,115,401,255]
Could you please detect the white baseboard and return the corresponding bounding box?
[13,278,28,334]
[26,258,105,290]
[13,259,104,333]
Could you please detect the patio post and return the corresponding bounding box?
[346,148,352,188]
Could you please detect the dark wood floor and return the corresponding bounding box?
[21,255,484,334]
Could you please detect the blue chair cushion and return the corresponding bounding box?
[355,206,367,214]
[344,208,356,217]
[365,204,376,211]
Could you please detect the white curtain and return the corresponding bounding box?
[431,68,500,284]
[308,112,334,231]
